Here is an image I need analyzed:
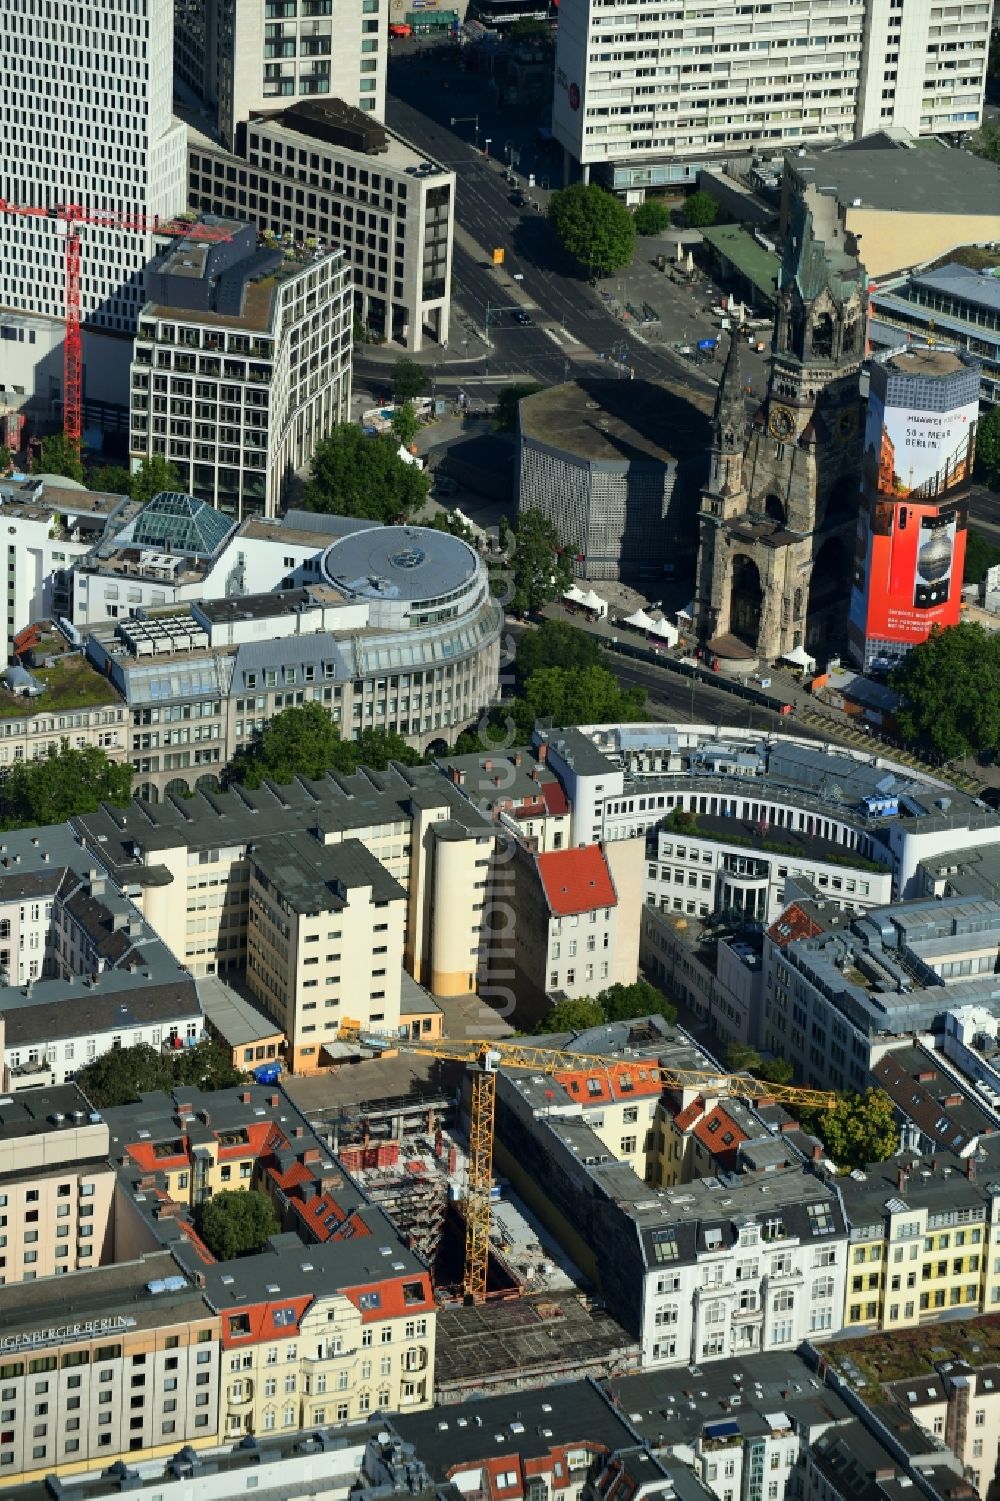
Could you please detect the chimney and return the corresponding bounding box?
[293,1125,304,1138]
[967,1156,976,1181]
[897,1166,909,1191]
[483,758,493,772]
[513,752,522,767]
[269,1094,280,1107]
[240,1091,252,1104]
[536,741,548,763]
[811,1143,823,1161]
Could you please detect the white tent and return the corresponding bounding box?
[676,602,694,622]
[781,644,816,672]
[624,608,655,630]
[649,616,679,646]
[563,584,588,607]
[581,589,608,617]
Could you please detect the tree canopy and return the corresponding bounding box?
[494,383,545,434]
[537,978,675,1034]
[964,528,1000,585]
[392,358,429,403]
[391,401,420,447]
[513,663,646,738]
[682,190,719,227]
[227,703,421,788]
[891,622,1000,760]
[548,183,636,277]
[0,445,13,473]
[195,1189,279,1261]
[515,620,604,682]
[303,424,429,523]
[506,507,575,615]
[633,198,671,235]
[800,1088,898,1172]
[976,403,1000,485]
[89,464,133,496]
[130,454,183,503]
[725,1042,794,1085]
[32,433,84,485]
[76,1038,245,1108]
[0,742,131,829]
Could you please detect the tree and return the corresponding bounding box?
[976,404,1000,485]
[633,198,671,236]
[392,358,429,404]
[548,182,636,277]
[964,528,1000,585]
[515,620,603,682]
[424,509,476,545]
[756,1056,794,1085]
[391,401,420,447]
[228,704,423,788]
[76,1037,245,1107]
[32,433,85,485]
[536,997,605,1034]
[495,382,545,434]
[972,124,1000,165]
[195,1189,279,1261]
[514,663,646,737]
[227,702,345,788]
[507,508,575,615]
[304,424,429,523]
[89,464,133,495]
[800,1089,897,1172]
[509,15,550,40]
[892,622,1000,760]
[129,454,182,503]
[0,444,11,473]
[682,190,718,228]
[596,978,675,1024]
[76,1042,174,1107]
[0,741,131,829]
[726,1041,762,1072]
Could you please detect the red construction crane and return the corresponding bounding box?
[0,202,234,444]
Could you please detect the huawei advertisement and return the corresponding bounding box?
[848,348,978,669]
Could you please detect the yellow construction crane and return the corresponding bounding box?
[338,1027,836,1304]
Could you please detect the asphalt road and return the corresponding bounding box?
[966,481,1000,542]
[384,50,729,403]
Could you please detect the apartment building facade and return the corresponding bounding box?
[187,104,454,350]
[75,761,495,998]
[130,225,351,520]
[246,838,407,1070]
[550,0,989,193]
[0,1085,116,1285]
[0,1251,221,1485]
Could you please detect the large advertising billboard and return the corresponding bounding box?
[849,383,975,661]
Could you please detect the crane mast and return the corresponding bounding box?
[339,1028,835,1304]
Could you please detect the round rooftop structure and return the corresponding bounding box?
[321,524,479,606]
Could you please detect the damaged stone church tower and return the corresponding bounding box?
[694,187,868,665]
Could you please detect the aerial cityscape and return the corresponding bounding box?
[2,0,1000,1499]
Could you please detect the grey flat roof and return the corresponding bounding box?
[790,144,1000,217]
[0,1083,97,1138]
[322,524,479,602]
[912,262,1000,314]
[197,975,285,1046]
[250,835,406,913]
[518,378,712,465]
[0,1250,211,1339]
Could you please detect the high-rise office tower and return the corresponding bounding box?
[0,0,187,412]
[175,0,388,148]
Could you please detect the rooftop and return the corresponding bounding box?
[884,347,966,379]
[535,844,617,917]
[320,524,480,603]
[0,1083,99,1140]
[126,491,236,557]
[700,222,781,301]
[788,139,1000,218]
[0,1249,211,1340]
[517,378,712,465]
[0,651,122,719]
[197,974,286,1048]
[250,834,406,914]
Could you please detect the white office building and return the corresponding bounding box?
[551,0,989,192]
[0,0,187,414]
[176,0,387,148]
[130,222,351,518]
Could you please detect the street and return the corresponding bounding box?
[383,43,769,404]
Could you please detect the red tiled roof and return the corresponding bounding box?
[673,1098,705,1132]
[126,1138,190,1174]
[341,1270,434,1322]
[541,781,569,817]
[535,845,617,917]
[554,1064,663,1105]
[220,1293,313,1349]
[177,1219,218,1266]
[692,1104,747,1161]
[767,903,823,947]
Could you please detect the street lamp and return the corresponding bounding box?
[484,137,492,158]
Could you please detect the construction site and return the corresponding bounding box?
[303,1077,640,1399]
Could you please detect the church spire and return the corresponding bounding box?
[714,333,746,453]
